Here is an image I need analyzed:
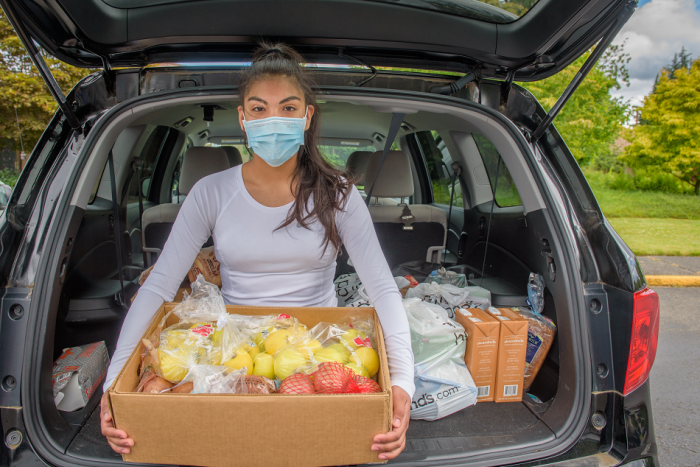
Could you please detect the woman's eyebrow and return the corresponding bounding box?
[279,96,302,104]
[247,96,267,104]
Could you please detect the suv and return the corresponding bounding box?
[0,0,659,466]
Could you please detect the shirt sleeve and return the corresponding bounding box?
[103,183,217,390]
[337,187,415,398]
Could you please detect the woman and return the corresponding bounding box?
[100,43,414,460]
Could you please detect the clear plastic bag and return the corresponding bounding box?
[526,273,545,314]
[175,365,277,394]
[515,308,557,390]
[271,315,379,383]
[424,267,467,288]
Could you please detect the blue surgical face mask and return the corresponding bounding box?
[242,107,308,167]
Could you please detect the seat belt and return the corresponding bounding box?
[479,155,501,287]
[108,149,128,310]
[365,112,406,206]
[132,158,148,267]
[444,162,462,263]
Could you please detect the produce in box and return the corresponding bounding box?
[135,275,383,395]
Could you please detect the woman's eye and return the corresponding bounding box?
[284,106,296,112]
[251,106,265,112]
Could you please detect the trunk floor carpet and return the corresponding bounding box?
[66,399,539,460]
[66,406,123,460]
[407,401,538,439]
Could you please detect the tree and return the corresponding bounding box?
[0,12,93,154]
[621,60,700,195]
[521,43,630,165]
[658,46,692,82]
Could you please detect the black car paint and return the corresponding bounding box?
[2,0,635,83]
[0,69,655,466]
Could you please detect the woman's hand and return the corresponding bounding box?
[372,386,411,460]
[100,391,134,454]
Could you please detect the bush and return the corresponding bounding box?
[0,168,19,188]
[633,171,693,194]
[606,172,636,191]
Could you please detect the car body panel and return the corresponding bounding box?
[1,0,635,81]
[0,61,656,467]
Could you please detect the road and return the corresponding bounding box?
[650,287,700,467]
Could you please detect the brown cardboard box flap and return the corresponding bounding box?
[109,304,392,467]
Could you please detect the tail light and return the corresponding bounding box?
[623,287,660,396]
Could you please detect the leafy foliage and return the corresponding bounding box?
[520,44,630,165]
[621,60,700,195]
[656,46,693,86]
[0,168,19,188]
[0,12,93,153]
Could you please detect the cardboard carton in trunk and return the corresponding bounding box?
[108,304,392,467]
[454,308,499,402]
[485,307,528,403]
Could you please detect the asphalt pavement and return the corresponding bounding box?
[650,287,700,467]
[639,256,700,276]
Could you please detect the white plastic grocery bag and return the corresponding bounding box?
[334,273,363,306]
[403,298,478,421]
[405,282,491,319]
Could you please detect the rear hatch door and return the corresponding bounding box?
[2,0,635,81]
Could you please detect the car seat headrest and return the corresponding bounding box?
[221,146,243,167]
[364,150,414,198]
[179,147,230,195]
[345,151,373,185]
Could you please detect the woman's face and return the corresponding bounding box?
[238,76,314,131]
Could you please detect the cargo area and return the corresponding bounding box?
[35,89,583,466]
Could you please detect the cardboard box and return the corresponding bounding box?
[108,304,392,467]
[485,307,528,403]
[454,308,500,402]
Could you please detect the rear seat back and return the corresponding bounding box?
[142,147,229,265]
[364,151,446,268]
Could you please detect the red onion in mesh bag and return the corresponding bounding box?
[313,362,357,394]
[353,375,382,393]
[279,373,315,394]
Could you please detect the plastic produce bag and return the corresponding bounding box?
[271,315,379,382]
[515,308,557,390]
[424,267,467,288]
[180,366,277,394]
[187,246,222,287]
[405,282,491,318]
[403,298,477,420]
[526,273,545,314]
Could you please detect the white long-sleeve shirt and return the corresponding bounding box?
[104,165,415,396]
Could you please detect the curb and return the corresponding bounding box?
[646,275,700,287]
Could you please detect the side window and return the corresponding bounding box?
[415,131,463,207]
[125,126,171,205]
[472,134,522,207]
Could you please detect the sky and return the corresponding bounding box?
[610,0,700,107]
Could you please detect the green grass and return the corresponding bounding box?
[607,218,700,256]
[583,168,700,255]
[584,169,700,220]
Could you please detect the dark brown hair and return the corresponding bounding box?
[238,42,353,255]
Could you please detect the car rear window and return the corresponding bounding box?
[360,0,535,24]
[321,144,376,171]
